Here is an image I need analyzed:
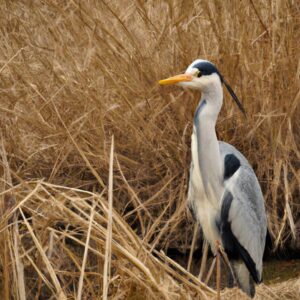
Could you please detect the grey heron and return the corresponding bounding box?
[159,59,267,297]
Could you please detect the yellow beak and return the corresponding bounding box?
[159,74,193,85]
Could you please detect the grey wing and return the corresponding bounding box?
[219,142,267,282]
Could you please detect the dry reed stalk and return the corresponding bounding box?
[103,136,114,300]
[283,164,296,240]
[77,201,95,300]
[205,258,217,285]
[198,239,209,281]
[1,132,25,299]
[187,224,198,272]
[13,216,26,300]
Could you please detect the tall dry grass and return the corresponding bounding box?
[0,0,299,299]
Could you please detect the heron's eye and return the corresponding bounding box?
[195,70,202,78]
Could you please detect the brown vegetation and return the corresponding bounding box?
[0,0,299,299]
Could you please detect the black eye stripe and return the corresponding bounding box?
[193,61,220,76]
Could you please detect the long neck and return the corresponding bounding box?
[194,83,224,204]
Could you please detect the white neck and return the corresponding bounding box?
[194,79,224,204]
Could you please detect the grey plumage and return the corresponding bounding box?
[220,141,267,275]
[219,142,267,295]
[188,142,267,297]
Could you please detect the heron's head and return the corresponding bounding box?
[159,59,246,115]
[159,59,221,92]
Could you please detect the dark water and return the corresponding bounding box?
[263,259,300,284]
[167,248,300,285]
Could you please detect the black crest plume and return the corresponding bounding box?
[221,76,247,117]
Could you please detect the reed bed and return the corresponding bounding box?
[0,0,299,299]
[0,179,299,299]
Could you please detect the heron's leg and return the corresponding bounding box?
[227,268,234,288]
[198,239,209,281]
[226,260,239,289]
[249,276,255,298]
[216,241,237,288]
[215,240,221,300]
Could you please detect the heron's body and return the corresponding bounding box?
[159,59,267,297]
[188,139,267,295]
